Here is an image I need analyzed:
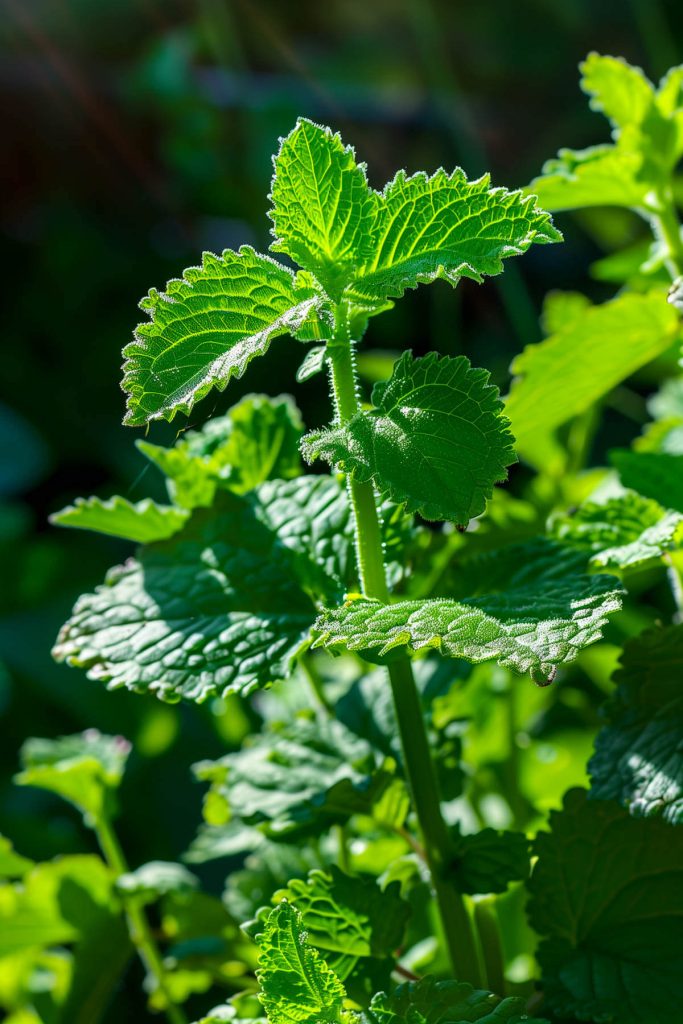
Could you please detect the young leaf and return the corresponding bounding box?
[122,247,318,426]
[274,867,410,978]
[528,789,683,1024]
[548,491,683,570]
[610,449,683,514]
[528,144,649,213]
[270,118,377,297]
[315,547,623,682]
[15,730,131,825]
[350,168,560,302]
[302,352,516,525]
[50,495,189,544]
[255,902,351,1024]
[137,394,304,509]
[368,977,548,1024]
[506,290,680,466]
[449,827,530,895]
[194,715,405,840]
[589,624,683,824]
[580,52,655,134]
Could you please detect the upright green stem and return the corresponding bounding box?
[95,816,189,1024]
[326,304,483,986]
[649,189,683,279]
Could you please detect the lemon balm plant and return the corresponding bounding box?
[4,53,683,1024]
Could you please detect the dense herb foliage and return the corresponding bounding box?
[4,53,683,1024]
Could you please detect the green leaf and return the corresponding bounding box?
[670,276,683,313]
[610,448,683,514]
[224,843,325,925]
[548,491,683,570]
[269,118,377,297]
[350,169,560,302]
[0,837,34,879]
[296,346,327,383]
[53,477,352,703]
[136,395,304,508]
[449,828,530,895]
[540,290,591,335]
[15,730,130,825]
[274,868,410,979]
[589,624,683,824]
[303,353,516,525]
[506,290,680,466]
[122,247,318,426]
[116,861,199,905]
[528,788,683,1024]
[580,52,655,133]
[0,855,121,957]
[50,495,189,543]
[194,715,403,840]
[368,977,548,1024]
[255,902,351,1024]
[528,143,649,212]
[315,543,623,682]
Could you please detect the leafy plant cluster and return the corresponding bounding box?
[3,53,683,1024]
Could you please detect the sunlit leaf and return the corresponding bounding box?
[50,495,189,543]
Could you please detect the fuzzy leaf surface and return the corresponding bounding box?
[549,491,683,569]
[256,902,350,1024]
[610,449,683,514]
[528,789,683,1024]
[53,477,351,703]
[368,977,548,1024]
[50,495,189,543]
[122,247,317,426]
[303,352,516,524]
[581,52,656,131]
[589,625,683,824]
[274,867,409,979]
[506,291,680,464]
[15,730,130,824]
[269,118,376,296]
[315,544,622,681]
[194,715,403,840]
[349,168,559,301]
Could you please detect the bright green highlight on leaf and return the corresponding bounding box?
[315,552,622,683]
[506,290,680,467]
[528,53,683,212]
[122,246,318,426]
[528,789,683,1024]
[589,625,683,824]
[122,119,558,427]
[256,902,352,1024]
[50,495,189,544]
[303,352,516,525]
[15,730,130,825]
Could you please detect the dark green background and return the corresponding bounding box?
[1,0,681,1017]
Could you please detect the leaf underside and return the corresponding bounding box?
[303,352,516,524]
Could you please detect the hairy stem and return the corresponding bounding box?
[326,304,483,986]
[95,816,189,1024]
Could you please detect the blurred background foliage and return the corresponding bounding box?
[0,0,681,1017]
